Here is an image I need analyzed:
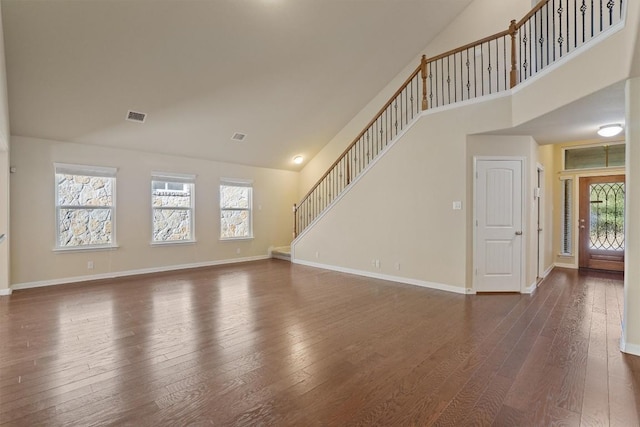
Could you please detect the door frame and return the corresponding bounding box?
[473,156,526,293]
[536,163,545,279]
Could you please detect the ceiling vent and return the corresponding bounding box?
[126,110,147,123]
[231,132,247,142]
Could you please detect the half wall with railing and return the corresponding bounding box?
[294,0,626,238]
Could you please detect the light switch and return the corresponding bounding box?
[452,201,462,210]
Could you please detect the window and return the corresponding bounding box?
[220,180,252,239]
[560,178,573,255]
[151,172,195,243]
[564,143,625,170]
[55,163,117,249]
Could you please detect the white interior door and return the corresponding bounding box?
[475,159,523,292]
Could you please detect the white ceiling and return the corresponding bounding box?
[485,81,626,144]
[1,0,476,171]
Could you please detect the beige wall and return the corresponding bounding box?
[297,0,532,200]
[0,2,10,294]
[623,78,640,354]
[294,96,513,291]
[10,136,297,286]
[538,144,555,274]
[0,151,8,293]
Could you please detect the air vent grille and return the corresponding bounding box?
[126,110,147,123]
[231,132,247,141]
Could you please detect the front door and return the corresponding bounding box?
[475,159,523,292]
[578,175,625,271]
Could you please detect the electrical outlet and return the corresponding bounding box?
[87,261,94,269]
[395,262,400,271]
[236,248,241,254]
[315,251,319,259]
[375,260,380,268]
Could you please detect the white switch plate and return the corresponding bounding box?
[452,201,462,210]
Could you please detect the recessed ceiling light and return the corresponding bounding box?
[597,124,623,137]
[293,155,304,164]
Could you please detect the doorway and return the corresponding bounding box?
[536,165,544,279]
[578,175,625,271]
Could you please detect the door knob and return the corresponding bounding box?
[515,231,523,235]
[580,225,585,229]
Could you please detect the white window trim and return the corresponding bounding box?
[54,163,118,251]
[220,178,254,241]
[151,172,196,245]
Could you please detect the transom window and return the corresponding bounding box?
[564,143,625,170]
[151,172,195,243]
[220,180,253,240]
[55,163,117,249]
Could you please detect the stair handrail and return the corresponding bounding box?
[296,62,424,211]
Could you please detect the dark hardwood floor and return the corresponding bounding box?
[1,260,639,426]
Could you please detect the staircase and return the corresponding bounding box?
[292,0,626,240]
[271,246,291,261]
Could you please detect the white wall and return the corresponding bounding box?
[10,136,297,286]
[297,0,532,200]
[0,2,11,295]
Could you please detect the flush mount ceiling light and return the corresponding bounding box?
[597,124,623,137]
[293,155,304,164]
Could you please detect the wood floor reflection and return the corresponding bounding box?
[1,261,639,426]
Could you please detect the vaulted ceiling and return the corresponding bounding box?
[2,0,475,171]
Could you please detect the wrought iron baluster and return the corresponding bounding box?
[607,0,614,25]
[600,0,603,31]
[503,36,507,90]
[473,46,478,97]
[581,0,586,43]
[481,44,485,95]
[465,50,471,99]
[428,63,433,108]
[394,100,398,136]
[487,42,492,94]
[552,0,556,60]
[558,2,564,57]
[591,0,594,37]
[446,56,451,104]
[459,51,463,101]
[566,0,571,52]
[497,37,502,90]
[574,0,578,48]
[440,59,445,106]
[546,2,550,66]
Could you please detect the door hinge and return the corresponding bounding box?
[475,268,478,276]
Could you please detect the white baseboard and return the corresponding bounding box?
[292,258,471,295]
[523,281,537,294]
[620,338,640,356]
[554,262,577,269]
[0,288,12,296]
[542,265,554,278]
[11,255,270,291]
